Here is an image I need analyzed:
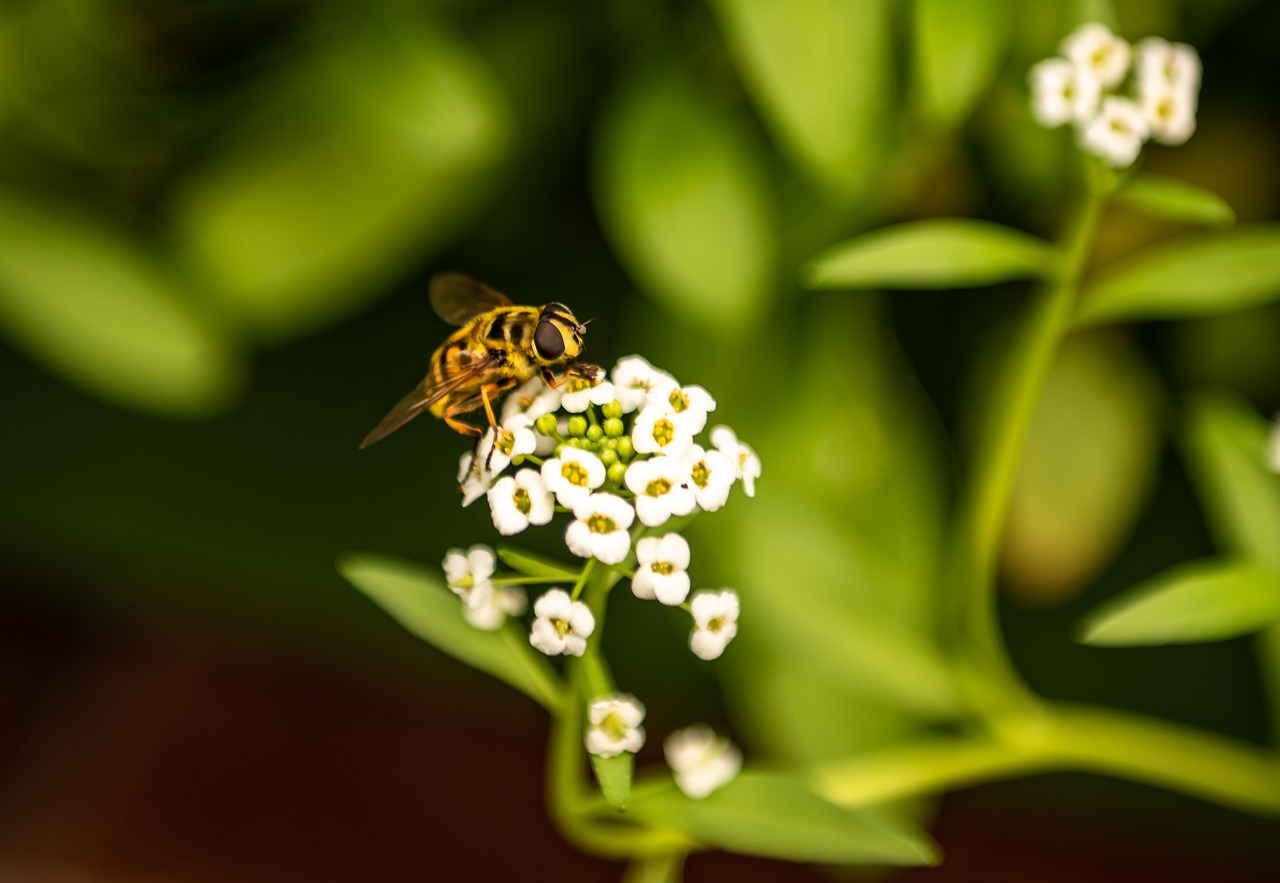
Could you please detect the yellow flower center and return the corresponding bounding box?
[645,478,672,498]
[652,418,676,446]
[587,513,616,534]
[514,487,531,515]
[668,389,688,412]
[691,461,710,489]
[563,461,589,487]
[652,561,674,576]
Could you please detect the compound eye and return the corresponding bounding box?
[534,320,565,361]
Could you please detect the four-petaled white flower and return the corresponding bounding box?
[1029,57,1101,128]
[625,456,697,527]
[457,452,489,507]
[632,533,691,605]
[633,405,694,460]
[665,724,742,799]
[585,694,646,758]
[463,584,527,631]
[1135,38,1201,146]
[529,588,595,656]
[684,444,737,512]
[565,492,635,564]
[689,589,740,660]
[710,426,761,498]
[479,415,539,477]
[443,544,496,599]
[500,376,563,425]
[660,384,717,435]
[541,447,607,509]
[488,469,555,535]
[1061,22,1131,89]
[1080,96,1149,167]
[1136,37,1201,95]
[1269,415,1280,474]
[611,355,677,413]
[561,377,617,413]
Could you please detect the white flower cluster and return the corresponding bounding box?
[1030,23,1201,167]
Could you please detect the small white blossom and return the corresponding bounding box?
[457,452,489,507]
[529,588,594,656]
[633,405,695,460]
[683,444,737,512]
[585,694,646,758]
[611,355,677,413]
[1080,96,1149,167]
[625,456,696,528]
[1269,415,1280,474]
[560,376,616,413]
[1029,57,1102,128]
[463,584,527,631]
[501,376,563,425]
[1136,37,1201,95]
[632,533,691,605]
[541,447,607,509]
[665,725,742,799]
[442,544,496,600]
[478,415,538,477]
[565,492,635,564]
[1139,82,1197,146]
[710,425,761,498]
[660,384,717,434]
[689,589,740,661]
[488,468,555,536]
[1061,22,1131,89]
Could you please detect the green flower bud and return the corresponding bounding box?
[586,424,604,443]
[607,462,628,485]
[601,401,623,420]
[603,417,625,438]
[600,448,619,467]
[535,413,558,436]
[568,415,588,438]
[617,436,635,461]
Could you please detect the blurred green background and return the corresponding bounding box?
[2,0,1280,880]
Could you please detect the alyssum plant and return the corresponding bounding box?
[342,21,1280,879]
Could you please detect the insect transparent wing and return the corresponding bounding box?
[359,352,503,448]
[429,273,513,326]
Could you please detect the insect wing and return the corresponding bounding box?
[429,273,513,326]
[359,351,502,448]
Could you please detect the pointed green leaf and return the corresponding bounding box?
[1074,225,1280,327]
[709,0,890,200]
[911,0,1011,131]
[594,71,775,331]
[497,546,580,580]
[337,553,563,710]
[627,771,938,866]
[0,194,242,418]
[803,220,1060,290]
[1116,174,1236,229]
[591,752,634,810]
[1081,560,1280,646]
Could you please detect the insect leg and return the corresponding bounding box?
[479,378,519,470]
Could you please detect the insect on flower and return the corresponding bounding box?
[360,273,601,448]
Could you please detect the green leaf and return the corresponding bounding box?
[1074,225,1280,327]
[594,70,775,331]
[1184,395,1280,569]
[337,553,563,710]
[803,219,1060,290]
[497,546,580,580]
[1116,174,1236,229]
[172,6,511,342]
[1081,560,1280,646]
[709,0,890,200]
[591,752,634,811]
[1001,334,1162,602]
[0,194,242,418]
[627,771,938,866]
[911,0,1011,131]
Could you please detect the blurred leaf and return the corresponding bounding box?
[709,0,889,201]
[620,854,684,883]
[627,771,938,866]
[173,6,512,342]
[911,0,1011,131]
[1184,395,1280,569]
[1116,174,1236,229]
[0,194,242,418]
[1081,560,1280,646]
[1002,334,1162,602]
[1074,225,1280,327]
[804,219,1060,290]
[338,552,563,711]
[498,546,579,580]
[591,752,633,810]
[594,71,774,331]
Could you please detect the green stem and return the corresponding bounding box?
[952,181,1107,711]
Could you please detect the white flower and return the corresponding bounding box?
[689,589,740,661]
[684,444,737,512]
[565,493,634,564]
[1269,415,1280,473]
[632,533,691,605]
[625,456,696,528]
[710,425,761,498]
[442,544,496,600]
[500,376,562,425]
[1061,22,1131,89]
[529,588,594,656]
[1080,96,1149,167]
[478,416,538,477]
[658,384,717,434]
[463,584,527,631]
[664,725,742,799]
[633,405,694,460]
[611,355,678,413]
[1139,82,1197,146]
[488,468,555,535]
[541,447,607,509]
[1136,37,1201,95]
[1029,57,1101,128]
[457,452,490,507]
[560,376,616,413]
[585,694,646,758]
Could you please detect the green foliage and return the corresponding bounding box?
[911,0,1012,132]
[1081,560,1280,646]
[498,546,580,580]
[1116,174,1237,229]
[591,752,634,811]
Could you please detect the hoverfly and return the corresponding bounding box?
[360,273,599,449]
